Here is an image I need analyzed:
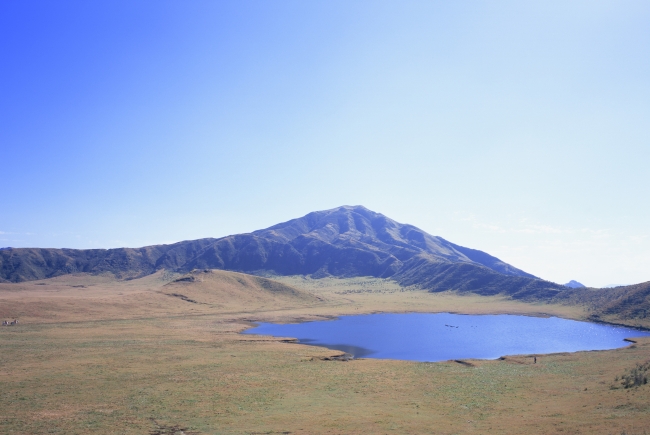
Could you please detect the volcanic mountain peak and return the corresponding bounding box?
[254,205,380,244]
[253,205,535,279]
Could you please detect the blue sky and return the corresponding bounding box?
[2,1,649,287]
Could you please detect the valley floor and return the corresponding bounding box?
[1,271,649,434]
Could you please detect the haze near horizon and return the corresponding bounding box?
[1,1,649,287]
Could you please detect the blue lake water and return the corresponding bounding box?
[243,313,650,362]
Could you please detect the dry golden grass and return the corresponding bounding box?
[1,271,649,434]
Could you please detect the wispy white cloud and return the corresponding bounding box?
[513,224,566,234]
[475,222,507,233]
[460,215,613,237]
[627,233,649,244]
[451,212,650,287]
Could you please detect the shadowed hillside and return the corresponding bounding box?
[556,281,650,325]
[0,205,566,300]
[395,256,564,300]
[0,239,218,283]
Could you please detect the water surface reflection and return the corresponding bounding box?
[243,313,650,362]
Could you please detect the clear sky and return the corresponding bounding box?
[2,1,649,287]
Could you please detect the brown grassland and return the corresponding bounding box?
[1,270,649,434]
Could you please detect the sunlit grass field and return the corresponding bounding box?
[1,271,649,434]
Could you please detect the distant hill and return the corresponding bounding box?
[0,205,566,300]
[556,281,650,325]
[564,280,586,288]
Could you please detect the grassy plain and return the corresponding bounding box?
[1,271,649,434]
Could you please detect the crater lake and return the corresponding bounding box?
[242,313,650,362]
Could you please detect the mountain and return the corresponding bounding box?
[249,206,536,279]
[564,280,586,288]
[0,205,566,300]
[556,281,650,323]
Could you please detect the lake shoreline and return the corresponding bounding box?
[242,312,650,363]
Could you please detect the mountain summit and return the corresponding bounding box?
[564,280,586,288]
[247,205,535,279]
[0,205,565,299]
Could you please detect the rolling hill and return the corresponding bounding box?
[0,205,566,300]
[0,268,321,323]
[556,280,650,325]
[163,268,322,309]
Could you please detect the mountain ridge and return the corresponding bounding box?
[0,205,566,300]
